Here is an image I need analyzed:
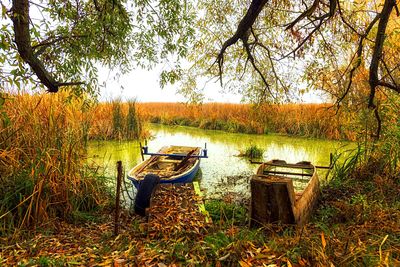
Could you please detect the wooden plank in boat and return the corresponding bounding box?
[256,174,310,182]
[262,170,313,177]
[174,149,197,171]
[263,162,314,169]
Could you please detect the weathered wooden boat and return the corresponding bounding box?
[250,159,320,226]
[128,145,207,189]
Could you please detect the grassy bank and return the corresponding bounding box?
[0,92,144,234]
[138,102,357,140]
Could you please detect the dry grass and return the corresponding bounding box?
[138,102,357,140]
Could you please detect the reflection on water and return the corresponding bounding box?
[87,124,353,200]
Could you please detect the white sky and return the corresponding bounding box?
[97,66,327,103]
[97,65,243,103]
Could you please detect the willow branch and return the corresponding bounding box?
[285,0,321,30]
[336,13,380,106]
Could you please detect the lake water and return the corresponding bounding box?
[87,124,353,201]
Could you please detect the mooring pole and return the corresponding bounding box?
[114,161,123,236]
[139,142,144,161]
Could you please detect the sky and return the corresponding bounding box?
[97,65,327,103]
[97,65,243,103]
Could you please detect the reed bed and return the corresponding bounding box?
[89,99,144,140]
[0,93,143,233]
[138,102,356,140]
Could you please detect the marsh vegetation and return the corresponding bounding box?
[1,0,400,265]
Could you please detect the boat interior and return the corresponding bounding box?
[257,160,315,200]
[134,146,201,179]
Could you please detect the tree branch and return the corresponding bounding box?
[368,0,397,108]
[242,37,274,100]
[336,13,380,106]
[11,0,58,92]
[216,0,268,86]
[376,81,400,93]
[251,29,289,95]
[381,59,399,87]
[285,0,321,30]
[32,34,88,50]
[282,0,337,59]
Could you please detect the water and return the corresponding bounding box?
[87,124,353,200]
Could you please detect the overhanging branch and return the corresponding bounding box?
[216,0,268,86]
[336,13,380,106]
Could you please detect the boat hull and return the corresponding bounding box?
[250,160,320,226]
[128,160,200,189]
[127,146,201,189]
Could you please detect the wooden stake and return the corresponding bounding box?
[114,161,123,236]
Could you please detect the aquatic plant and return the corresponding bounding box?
[112,99,124,140]
[126,100,141,139]
[238,145,264,159]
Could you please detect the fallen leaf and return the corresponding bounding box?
[239,260,252,267]
[321,232,326,250]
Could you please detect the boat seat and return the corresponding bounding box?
[158,159,180,163]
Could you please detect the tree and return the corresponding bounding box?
[0,0,195,94]
[178,0,400,138]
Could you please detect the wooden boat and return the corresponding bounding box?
[128,145,203,189]
[250,159,320,226]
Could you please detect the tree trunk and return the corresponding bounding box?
[11,0,59,92]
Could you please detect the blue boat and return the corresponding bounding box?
[127,145,207,189]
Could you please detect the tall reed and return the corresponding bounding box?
[88,99,144,140]
[126,100,142,139]
[0,92,114,233]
